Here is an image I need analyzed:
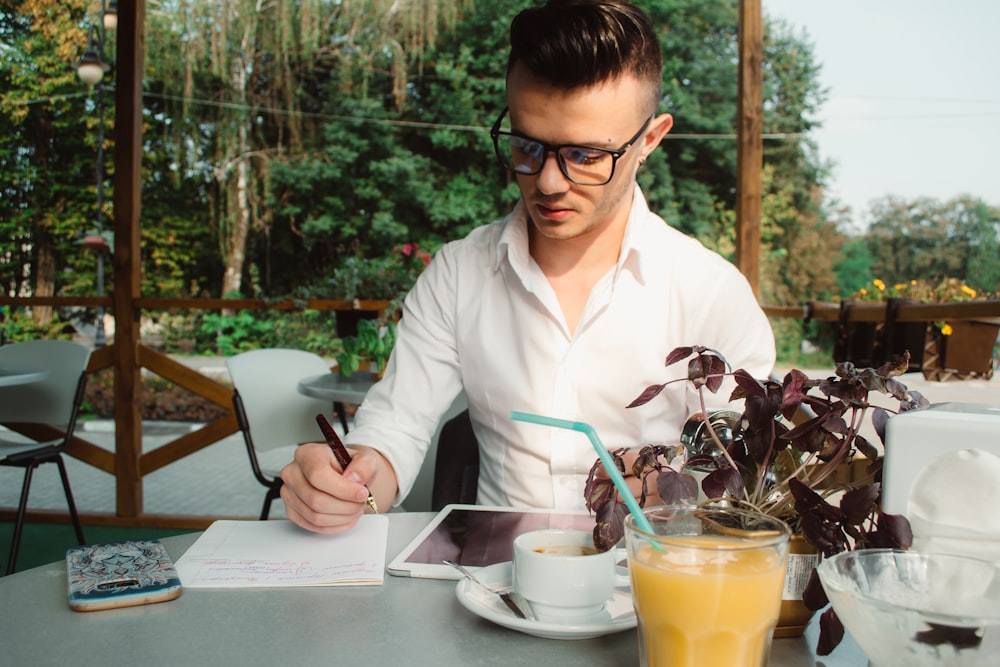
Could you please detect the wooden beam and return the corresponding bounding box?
[138,345,234,406]
[736,0,763,296]
[111,0,146,517]
[139,415,240,475]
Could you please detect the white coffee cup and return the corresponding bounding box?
[511,529,629,622]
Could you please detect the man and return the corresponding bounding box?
[280,0,775,533]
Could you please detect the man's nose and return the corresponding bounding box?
[535,151,570,193]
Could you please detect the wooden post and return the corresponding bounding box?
[112,0,146,516]
[736,0,763,297]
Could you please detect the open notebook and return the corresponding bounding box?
[174,516,389,588]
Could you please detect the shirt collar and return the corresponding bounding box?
[495,199,531,273]
[495,185,653,285]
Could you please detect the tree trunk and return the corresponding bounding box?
[32,228,55,326]
[221,140,251,297]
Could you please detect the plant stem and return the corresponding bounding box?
[696,384,749,504]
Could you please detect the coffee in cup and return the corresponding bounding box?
[512,528,628,622]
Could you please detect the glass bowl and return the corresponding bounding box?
[817,549,1000,666]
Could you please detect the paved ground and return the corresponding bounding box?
[2,359,997,521]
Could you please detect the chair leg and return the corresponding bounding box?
[260,481,283,521]
[6,464,37,576]
[55,455,86,546]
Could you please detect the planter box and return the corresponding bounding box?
[921,320,999,381]
[832,299,926,371]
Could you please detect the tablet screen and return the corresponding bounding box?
[388,504,596,578]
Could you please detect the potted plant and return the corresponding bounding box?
[584,345,929,654]
[334,318,396,379]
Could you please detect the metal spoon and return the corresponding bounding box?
[444,560,535,621]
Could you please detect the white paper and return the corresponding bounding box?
[174,517,389,588]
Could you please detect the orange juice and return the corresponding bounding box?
[629,535,787,667]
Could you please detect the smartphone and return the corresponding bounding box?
[66,539,183,612]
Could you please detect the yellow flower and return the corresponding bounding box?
[941,323,953,336]
[860,288,868,296]
[894,283,906,291]
[873,279,886,291]
[961,284,977,299]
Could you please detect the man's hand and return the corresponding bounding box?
[279,443,395,533]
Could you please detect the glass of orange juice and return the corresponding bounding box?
[624,505,791,667]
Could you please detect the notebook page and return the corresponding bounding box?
[174,516,388,587]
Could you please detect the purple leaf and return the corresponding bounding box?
[840,485,878,525]
[730,368,765,401]
[705,354,726,393]
[702,466,745,500]
[664,346,693,367]
[870,407,890,442]
[780,369,812,413]
[802,568,828,611]
[687,356,709,388]
[627,383,667,408]
[853,434,879,461]
[816,607,845,655]
[656,469,699,505]
[877,511,914,549]
[593,501,629,551]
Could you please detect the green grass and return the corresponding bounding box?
[0,522,189,575]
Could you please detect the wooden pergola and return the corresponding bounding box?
[3,2,998,529]
[104,1,762,526]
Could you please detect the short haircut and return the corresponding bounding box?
[507,0,663,112]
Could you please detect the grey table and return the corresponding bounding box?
[298,371,376,433]
[0,512,867,666]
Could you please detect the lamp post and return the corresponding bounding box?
[75,2,117,347]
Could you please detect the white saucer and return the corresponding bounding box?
[454,561,636,640]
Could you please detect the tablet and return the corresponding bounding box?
[387,504,597,579]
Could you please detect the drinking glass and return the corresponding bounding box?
[624,505,791,667]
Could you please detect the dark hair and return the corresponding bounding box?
[507,0,663,108]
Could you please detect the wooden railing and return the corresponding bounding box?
[0,296,388,529]
[2,295,998,528]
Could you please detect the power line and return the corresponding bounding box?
[12,90,802,140]
[833,94,1000,104]
[144,92,801,140]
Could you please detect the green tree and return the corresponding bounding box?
[267,0,511,293]
[143,0,468,299]
[0,0,97,324]
[864,195,1000,291]
[834,236,875,296]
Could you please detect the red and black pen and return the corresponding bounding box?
[315,413,379,514]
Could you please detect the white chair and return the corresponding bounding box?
[0,340,91,574]
[226,349,334,520]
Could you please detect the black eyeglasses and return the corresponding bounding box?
[490,107,651,186]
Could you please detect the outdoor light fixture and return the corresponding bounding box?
[103,1,118,31]
[75,25,109,86]
[74,3,116,347]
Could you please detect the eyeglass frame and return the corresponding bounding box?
[489,107,653,186]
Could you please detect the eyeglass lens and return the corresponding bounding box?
[495,135,615,185]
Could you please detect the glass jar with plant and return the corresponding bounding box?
[583,345,929,654]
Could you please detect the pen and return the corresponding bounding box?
[315,413,379,514]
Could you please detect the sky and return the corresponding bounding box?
[762,0,1000,227]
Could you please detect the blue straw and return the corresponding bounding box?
[510,410,656,535]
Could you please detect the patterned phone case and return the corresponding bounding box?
[66,539,182,612]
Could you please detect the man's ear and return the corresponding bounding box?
[639,113,673,161]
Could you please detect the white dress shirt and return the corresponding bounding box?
[345,186,775,510]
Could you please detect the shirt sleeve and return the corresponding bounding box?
[343,241,467,506]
